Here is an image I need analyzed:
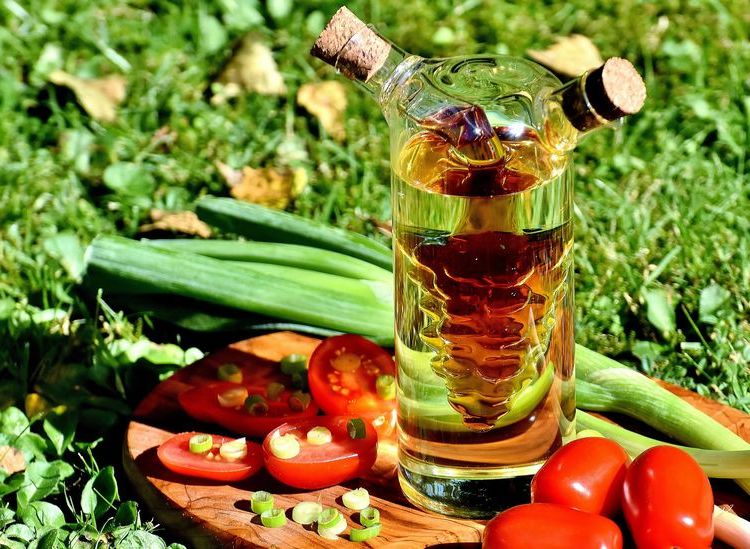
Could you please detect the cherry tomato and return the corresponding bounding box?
[178,381,319,437]
[308,335,396,416]
[483,503,623,549]
[262,416,378,489]
[157,431,263,482]
[622,446,714,549]
[530,437,629,517]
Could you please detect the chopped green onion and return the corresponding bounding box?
[188,434,213,454]
[375,374,396,400]
[291,501,322,525]
[359,507,380,527]
[269,433,300,459]
[350,524,381,542]
[219,438,247,460]
[306,426,332,446]
[267,382,285,401]
[347,418,366,439]
[318,508,346,539]
[318,508,342,529]
[217,386,248,408]
[260,508,287,528]
[280,353,308,376]
[289,391,311,412]
[342,488,370,511]
[290,372,308,391]
[250,491,274,514]
[217,363,242,383]
[245,394,269,415]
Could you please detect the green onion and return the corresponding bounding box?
[318,508,341,529]
[280,354,308,376]
[188,434,212,454]
[576,428,604,439]
[291,501,322,525]
[317,508,346,539]
[350,524,382,542]
[289,391,311,412]
[267,382,285,401]
[217,386,248,408]
[245,394,269,415]
[342,488,370,511]
[306,426,332,446]
[375,375,396,400]
[250,491,274,514]
[347,418,366,439]
[269,433,300,459]
[217,363,242,383]
[219,438,247,461]
[359,507,380,527]
[577,411,750,479]
[260,508,287,528]
[714,505,750,548]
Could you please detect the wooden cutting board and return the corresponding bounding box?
[123,332,750,548]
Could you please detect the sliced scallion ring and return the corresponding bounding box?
[291,501,322,525]
[347,418,366,440]
[375,374,396,400]
[250,491,274,514]
[269,433,300,459]
[260,508,287,528]
[350,523,382,542]
[217,363,242,383]
[217,386,248,408]
[306,426,332,446]
[359,507,380,527]
[267,382,285,401]
[280,353,308,375]
[288,391,311,412]
[219,437,247,460]
[318,508,342,529]
[342,488,370,511]
[318,508,346,539]
[245,394,269,415]
[188,434,213,454]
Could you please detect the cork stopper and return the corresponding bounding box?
[311,6,391,82]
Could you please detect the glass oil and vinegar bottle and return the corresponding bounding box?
[313,7,645,518]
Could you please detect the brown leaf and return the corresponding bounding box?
[139,210,213,238]
[212,35,286,104]
[297,81,347,141]
[0,446,26,475]
[527,35,603,78]
[49,70,127,122]
[218,163,308,209]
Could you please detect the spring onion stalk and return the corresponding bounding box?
[250,491,274,514]
[144,239,392,282]
[714,505,750,548]
[307,426,332,446]
[342,488,370,511]
[217,363,242,383]
[188,434,212,454]
[576,344,750,494]
[260,508,287,528]
[359,507,380,527]
[350,524,382,542]
[318,508,346,539]
[347,418,367,439]
[576,429,604,439]
[269,434,300,459]
[292,501,323,525]
[219,438,247,460]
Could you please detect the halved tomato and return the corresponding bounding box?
[308,335,396,417]
[157,431,263,482]
[262,416,378,489]
[178,381,319,437]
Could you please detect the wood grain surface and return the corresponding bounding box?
[124,332,750,548]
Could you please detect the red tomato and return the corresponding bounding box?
[157,431,263,482]
[262,416,378,489]
[622,446,714,549]
[530,437,629,517]
[178,381,319,437]
[483,503,623,549]
[308,335,396,416]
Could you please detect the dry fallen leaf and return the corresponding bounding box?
[297,81,347,141]
[528,35,603,78]
[212,34,286,104]
[217,161,307,209]
[49,70,127,122]
[0,446,26,476]
[139,210,213,238]
[25,392,53,419]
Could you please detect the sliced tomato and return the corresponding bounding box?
[157,431,263,482]
[262,416,378,489]
[308,335,396,417]
[178,381,319,437]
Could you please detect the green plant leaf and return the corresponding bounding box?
[80,466,118,518]
[113,500,138,527]
[43,233,86,280]
[4,523,35,542]
[16,461,74,508]
[219,0,263,30]
[699,283,730,324]
[18,501,66,530]
[642,287,677,336]
[267,0,292,20]
[113,530,168,549]
[102,162,155,196]
[1,407,29,438]
[36,528,63,549]
[42,411,77,456]
[199,14,227,54]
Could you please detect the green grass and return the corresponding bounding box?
[1,0,748,543]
